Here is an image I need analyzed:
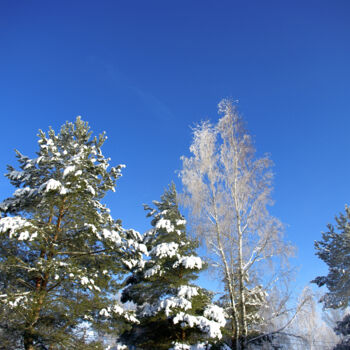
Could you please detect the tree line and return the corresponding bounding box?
[0,101,348,349]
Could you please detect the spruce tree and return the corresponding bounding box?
[0,118,141,350]
[120,184,226,350]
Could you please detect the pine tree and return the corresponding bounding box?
[312,205,350,309]
[119,184,226,350]
[0,118,140,350]
[313,206,350,350]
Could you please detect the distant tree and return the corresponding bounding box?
[287,287,340,350]
[313,205,350,310]
[180,100,293,349]
[323,308,349,331]
[0,118,140,349]
[120,184,226,349]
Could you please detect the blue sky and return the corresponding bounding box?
[1,0,350,295]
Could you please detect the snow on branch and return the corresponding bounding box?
[173,311,223,339]
[0,216,37,241]
[150,242,179,259]
[173,256,203,270]
[99,303,139,324]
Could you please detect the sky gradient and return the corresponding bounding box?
[1,0,350,296]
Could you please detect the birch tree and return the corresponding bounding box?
[180,99,293,349]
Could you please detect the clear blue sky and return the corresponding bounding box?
[1,0,349,295]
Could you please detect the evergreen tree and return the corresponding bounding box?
[313,206,350,350]
[119,184,226,350]
[0,118,140,350]
[312,205,350,309]
[334,314,350,350]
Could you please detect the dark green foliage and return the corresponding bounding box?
[0,118,139,349]
[313,206,350,309]
[119,184,225,349]
[313,207,350,350]
[333,314,350,350]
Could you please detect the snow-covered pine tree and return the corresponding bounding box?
[0,118,141,350]
[119,184,226,350]
[312,205,350,310]
[312,206,350,350]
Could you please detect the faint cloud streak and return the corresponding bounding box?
[133,87,173,122]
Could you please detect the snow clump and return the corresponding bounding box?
[177,285,199,299]
[155,218,175,233]
[173,256,203,270]
[150,242,179,259]
[173,312,223,339]
[39,179,62,192]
